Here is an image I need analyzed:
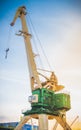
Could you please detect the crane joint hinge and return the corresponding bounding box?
[18,6,27,16]
[19,11,27,16]
[16,30,32,37]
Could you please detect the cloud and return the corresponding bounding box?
[0,116,8,122]
[0,70,29,85]
[43,10,81,69]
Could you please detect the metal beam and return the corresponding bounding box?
[39,114,48,130]
[14,116,31,130]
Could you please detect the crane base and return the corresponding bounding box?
[23,107,59,117]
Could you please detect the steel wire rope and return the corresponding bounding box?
[26,14,39,55]
[27,15,46,108]
[27,14,52,72]
[6,25,12,49]
[26,13,52,109]
[5,25,13,59]
[26,14,45,76]
[0,25,12,62]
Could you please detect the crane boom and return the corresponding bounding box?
[11,6,42,91]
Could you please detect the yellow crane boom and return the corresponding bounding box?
[11,6,42,91]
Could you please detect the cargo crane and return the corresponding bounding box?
[10,6,72,130]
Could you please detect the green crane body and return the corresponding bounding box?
[23,88,70,116]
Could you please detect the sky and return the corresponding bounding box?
[0,0,81,129]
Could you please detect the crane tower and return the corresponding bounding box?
[10,6,72,130]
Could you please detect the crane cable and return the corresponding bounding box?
[26,14,39,55]
[27,14,44,70]
[5,25,12,59]
[27,14,52,71]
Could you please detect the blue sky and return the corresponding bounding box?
[0,0,81,128]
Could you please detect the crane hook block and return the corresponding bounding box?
[5,48,9,59]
